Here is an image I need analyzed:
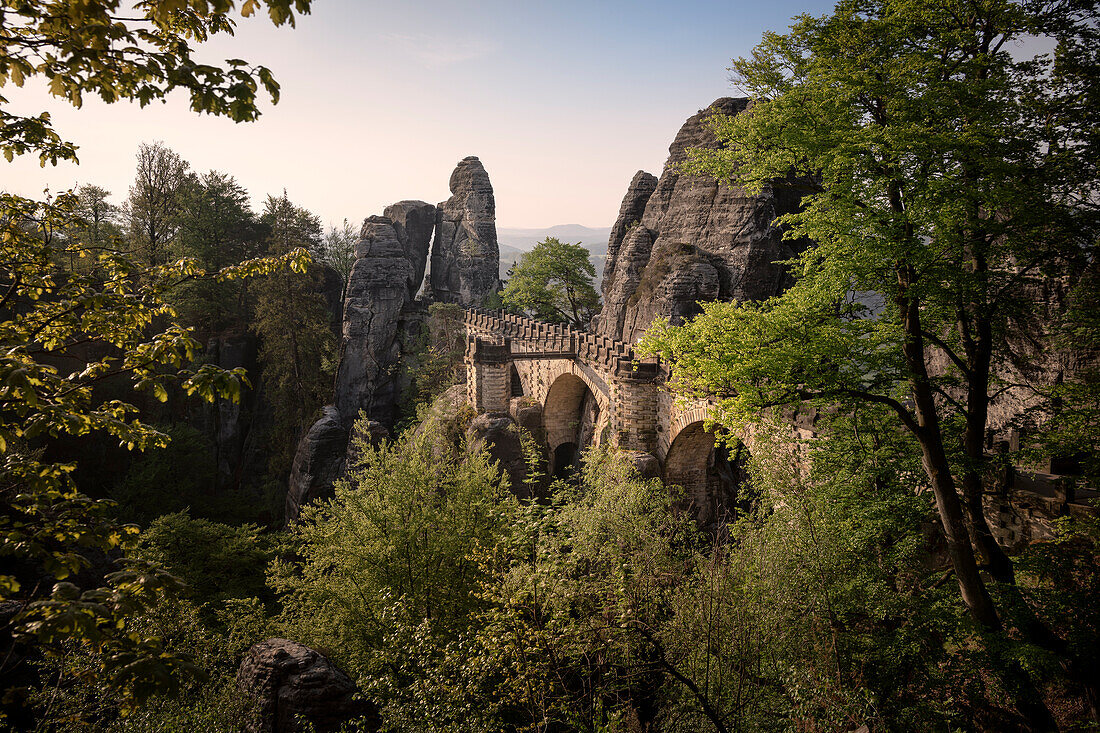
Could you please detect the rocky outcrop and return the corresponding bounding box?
[466,412,528,492]
[595,98,812,344]
[601,170,658,301]
[237,638,378,733]
[333,216,419,429]
[429,156,500,306]
[319,264,345,336]
[344,417,390,473]
[203,334,262,491]
[288,158,501,521]
[285,406,347,524]
[383,200,436,296]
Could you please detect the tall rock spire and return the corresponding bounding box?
[429,156,501,305]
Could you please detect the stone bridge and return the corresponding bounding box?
[462,308,816,524]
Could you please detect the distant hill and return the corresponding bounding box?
[497,225,612,286]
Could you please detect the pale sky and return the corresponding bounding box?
[3,0,835,229]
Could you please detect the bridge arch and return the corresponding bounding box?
[664,419,753,531]
[543,370,608,477]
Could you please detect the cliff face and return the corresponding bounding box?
[333,216,422,429]
[595,97,811,344]
[287,159,501,523]
[429,156,500,306]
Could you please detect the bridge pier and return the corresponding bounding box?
[610,376,659,454]
[465,335,512,413]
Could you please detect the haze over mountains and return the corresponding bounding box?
[497,224,612,283]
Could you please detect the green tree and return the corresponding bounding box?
[251,193,334,478]
[124,141,192,266]
[641,0,1099,726]
[502,237,600,329]
[0,191,309,710]
[172,170,264,331]
[0,0,313,713]
[271,417,517,681]
[75,184,122,248]
[318,217,358,286]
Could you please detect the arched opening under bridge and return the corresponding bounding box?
[664,421,753,531]
[543,373,601,479]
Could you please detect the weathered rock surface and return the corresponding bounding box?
[286,160,500,520]
[237,638,378,733]
[383,200,436,296]
[203,334,262,491]
[333,216,418,429]
[285,406,347,524]
[628,451,662,480]
[466,400,550,500]
[602,170,658,299]
[319,264,345,336]
[466,412,526,488]
[430,156,500,305]
[596,98,812,343]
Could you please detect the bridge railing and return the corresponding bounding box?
[463,308,660,379]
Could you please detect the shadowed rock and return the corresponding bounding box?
[237,638,378,733]
[383,200,436,296]
[285,406,347,524]
[334,216,417,428]
[602,170,659,298]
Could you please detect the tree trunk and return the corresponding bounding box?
[898,274,1002,629]
[899,272,1058,731]
[961,326,1016,584]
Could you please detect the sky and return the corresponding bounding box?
[3,0,837,229]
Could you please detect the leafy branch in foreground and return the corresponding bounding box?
[0,0,312,165]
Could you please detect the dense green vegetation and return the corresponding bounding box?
[15,401,1099,731]
[640,0,1100,727]
[2,0,1098,730]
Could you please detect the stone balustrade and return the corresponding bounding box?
[463,307,659,379]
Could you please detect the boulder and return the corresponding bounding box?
[595,98,813,344]
[285,406,347,524]
[237,638,378,733]
[461,400,553,499]
[627,451,662,480]
[429,156,500,305]
[509,397,547,449]
[465,411,532,497]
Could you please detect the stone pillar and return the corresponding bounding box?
[610,375,659,453]
[466,336,512,413]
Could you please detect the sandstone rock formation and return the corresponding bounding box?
[285,406,347,524]
[596,97,812,344]
[319,264,345,336]
[383,200,436,295]
[333,216,421,429]
[466,412,528,493]
[429,156,500,305]
[203,334,260,490]
[237,638,378,733]
[287,158,502,522]
[602,170,658,296]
